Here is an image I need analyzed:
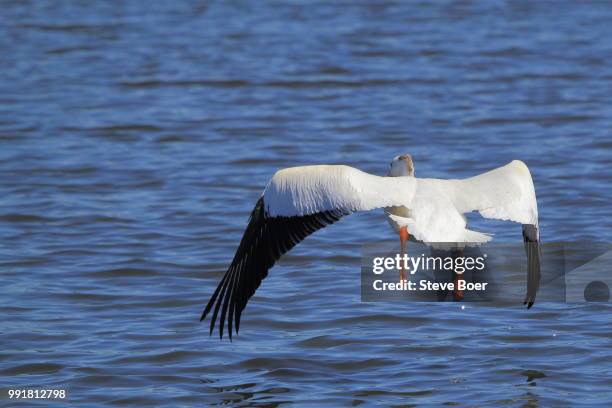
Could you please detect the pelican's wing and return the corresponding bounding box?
[450,160,540,308]
[450,160,539,228]
[201,165,415,339]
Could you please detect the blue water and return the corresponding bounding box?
[1,1,611,406]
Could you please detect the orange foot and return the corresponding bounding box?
[454,274,464,301]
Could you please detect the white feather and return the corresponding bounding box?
[458,160,539,227]
[264,165,416,217]
[385,160,538,243]
[262,161,538,244]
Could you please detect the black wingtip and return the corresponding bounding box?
[522,224,540,311]
[201,196,349,340]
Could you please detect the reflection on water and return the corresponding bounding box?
[1,1,611,406]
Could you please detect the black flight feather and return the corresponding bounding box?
[201,197,349,339]
[522,224,541,309]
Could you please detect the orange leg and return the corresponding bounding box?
[453,249,465,301]
[454,273,464,301]
[399,226,409,282]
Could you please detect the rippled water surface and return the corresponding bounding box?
[2,1,612,406]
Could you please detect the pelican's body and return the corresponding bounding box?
[202,156,540,339]
[384,154,415,236]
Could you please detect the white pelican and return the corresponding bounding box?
[202,156,540,339]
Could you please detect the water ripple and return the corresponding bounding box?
[1,1,611,406]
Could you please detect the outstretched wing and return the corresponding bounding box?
[451,160,539,228]
[201,165,416,339]
[451,160,541,308]
[403,161,540,307]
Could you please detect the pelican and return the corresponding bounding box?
[202,156,540,339]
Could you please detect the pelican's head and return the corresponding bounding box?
[388,154,414,177]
